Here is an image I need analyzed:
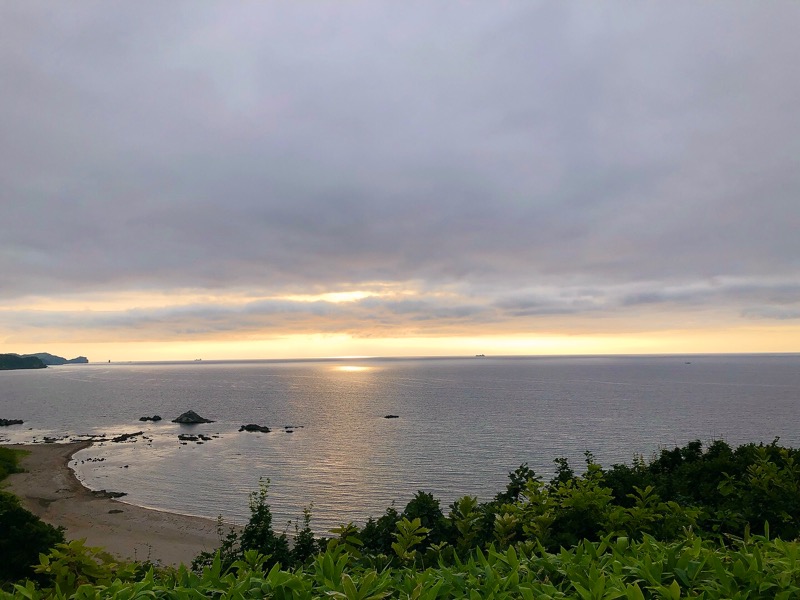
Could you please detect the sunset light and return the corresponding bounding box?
[0,3,796,363]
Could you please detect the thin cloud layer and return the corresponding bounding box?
[1,2,799,352]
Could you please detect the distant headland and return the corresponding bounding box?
[0,352,88,370]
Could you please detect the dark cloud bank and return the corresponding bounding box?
[1,2,799,339]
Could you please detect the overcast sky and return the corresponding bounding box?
[1,2,799,360]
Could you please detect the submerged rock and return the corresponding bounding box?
[0,418,24,426]
[384,414,400,419]
[239,424,271,433]
[172,410,214,424]
[138,415,162,422]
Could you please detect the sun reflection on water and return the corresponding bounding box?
[333,365,371,372]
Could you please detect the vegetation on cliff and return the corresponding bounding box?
[20,353,88,366]
[0,353,88,369]
[0,355,46,370]
[0,449,65,586]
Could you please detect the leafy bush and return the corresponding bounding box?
[33,540,142,596]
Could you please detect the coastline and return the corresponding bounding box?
[1,441,228,566]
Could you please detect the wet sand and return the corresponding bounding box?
[1,441,231,566]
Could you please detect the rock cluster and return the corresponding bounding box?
[138,415,162,422]
[178,433,212,442]
[0,418,24,426]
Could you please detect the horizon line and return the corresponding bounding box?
[80,351,800,365]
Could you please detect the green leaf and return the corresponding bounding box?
[626,583,645,600]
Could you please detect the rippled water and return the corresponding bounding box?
[2,355,799,531]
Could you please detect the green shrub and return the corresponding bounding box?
[0,448,25,482]
[192,478,291,572]
[0,491,65,586]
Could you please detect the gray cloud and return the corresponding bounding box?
[1,2,799,341]
[743,308,800,321]
[2,275,798,344]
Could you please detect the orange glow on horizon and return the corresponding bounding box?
[6,324,797,363]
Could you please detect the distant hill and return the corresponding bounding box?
[22,352,89,365]
[0,354,47,370]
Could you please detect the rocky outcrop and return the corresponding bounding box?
[384,414,399,419]
[138,415,162,422]
[0,418,24,426]
[239,424,271,433]
[172,410,214,424]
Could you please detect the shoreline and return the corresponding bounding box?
[1,441,229,566]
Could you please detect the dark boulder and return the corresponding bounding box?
[0,419,24,427]
[172,410,214,424]
[138,415,162,422]
[92,489,127,499]
[239,424,271,433]
[384,414,400,419]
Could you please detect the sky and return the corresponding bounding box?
[1,2,799,362]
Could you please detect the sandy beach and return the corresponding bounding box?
[1,441,229,567]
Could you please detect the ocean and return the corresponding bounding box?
[2,354,799,532]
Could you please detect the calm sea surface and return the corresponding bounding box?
[2,355,799,532]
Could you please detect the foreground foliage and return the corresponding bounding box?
[5,439,800,597]
[5,530,800,599]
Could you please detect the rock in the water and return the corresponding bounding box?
[172,410,214,424]
[384,414,400,419]
[0,419,24,426]
[111,431,143,443]
[239,424,271,433]
[138,415,162,422]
